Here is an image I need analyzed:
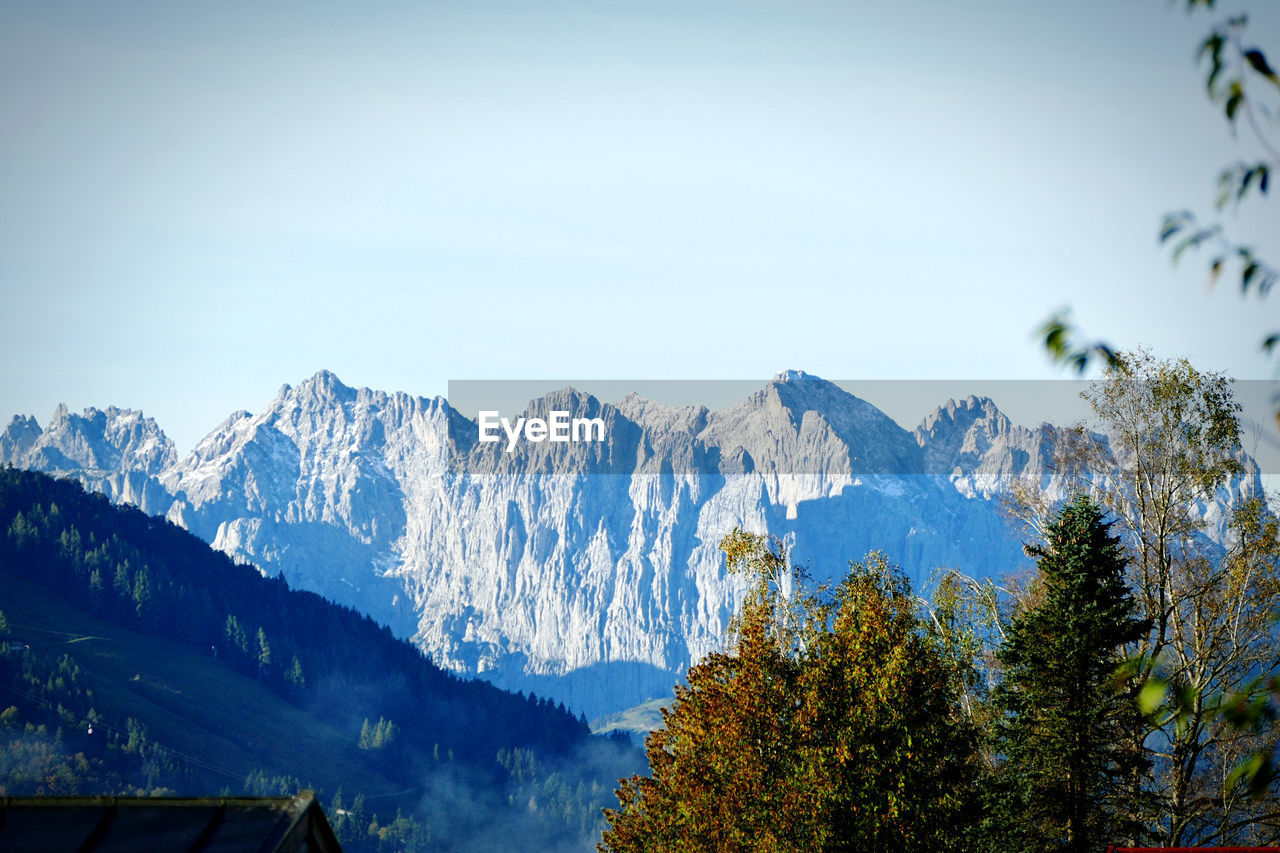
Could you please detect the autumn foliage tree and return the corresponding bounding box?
[802,552,981,849]
[599,531,979,852]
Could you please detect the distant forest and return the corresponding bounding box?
[0,466,641,851]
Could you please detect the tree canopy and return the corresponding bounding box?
[600,532,980,852]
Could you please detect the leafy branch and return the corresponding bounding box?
[1037,310,1120,374]
[1160,6,1279,353]
[1039,2,1278,373]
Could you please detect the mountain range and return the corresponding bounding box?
[2,370,1260,719]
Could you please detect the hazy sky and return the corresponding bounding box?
[2,0,1277,454]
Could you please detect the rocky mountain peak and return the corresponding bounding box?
[917,395,1013,450]
[0,415,42,461]
[739,373,925,477]
[291,369,357,405]
[615,393,709,437]
[2,370,1261,720]
[915,396,1057,498]
[772,368,819,383]
[3,405,175,476]
[524,386,604,419]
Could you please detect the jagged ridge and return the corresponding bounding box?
[2,370,1262,719]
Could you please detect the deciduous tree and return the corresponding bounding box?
[600,532,979,851]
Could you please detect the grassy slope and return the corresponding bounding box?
[2,572,408,804]
[590,696,671,745]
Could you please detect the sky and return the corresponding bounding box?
[2,0,1278,455]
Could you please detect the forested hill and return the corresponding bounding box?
[0,466,640,851]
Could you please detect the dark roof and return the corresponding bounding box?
[0,789,342,853]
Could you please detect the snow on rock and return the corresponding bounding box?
[1,370,1263,720]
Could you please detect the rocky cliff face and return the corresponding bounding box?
[2,371,1262,718]
[915,395,1064,499]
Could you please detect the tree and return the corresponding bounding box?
[987,495,1148,852]
[600,531,979,852]
[1030,350,1280,844]
[224,614,248,656]
[600,531,817,852]
[256,626,272,679]
[286,655,305,687]
[358,716,399,751]
[132,566,152,622]
[801,552,981,850]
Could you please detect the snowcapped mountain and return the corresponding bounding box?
[2,404,176,475]
[1,405,179,516]
[1,370,1262,718]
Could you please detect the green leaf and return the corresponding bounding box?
[1173,234,1201,264]
[1240,167,1257,199]
[1201,32,1226,94]
[1261,268,1278,297]
[1225,88,1243,123]
[1226,751,1276,798]
[1095,344,1120,369]
[1243,261,1259,293]
[1139,677,1169,716]
[1217,167,1237,209]
[1244,49,1280,86]
[1159,213,1190,244]
[1173,680,1199,714]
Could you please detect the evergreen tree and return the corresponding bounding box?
[132,566,152,622]
[286,655,305,687]
[113,562,131,602]
[988,495,1148,852]
[224,614,248,656]
[358,717,373,750]
[256,626,272,678]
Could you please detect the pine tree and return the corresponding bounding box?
[988,495,1148,852]
[132,566,152,622]
[113,562,131,602]
[286,655,305,687]
[256,627,271,679]
[359,718,373,750]
[224,614,248,655]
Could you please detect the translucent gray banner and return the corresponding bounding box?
[443,377,1280,476]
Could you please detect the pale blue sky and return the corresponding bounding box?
[2,0,1277,453]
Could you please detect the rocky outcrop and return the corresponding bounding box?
[3,370,1263,719]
